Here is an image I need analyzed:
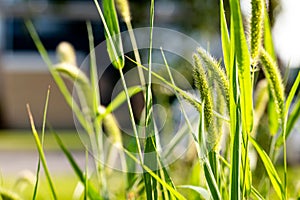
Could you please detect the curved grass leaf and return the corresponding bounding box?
[249,136,283,199]
[276,72,300,147]
[177,185,210,200]
[285,97,300,140]
[0,187,23,200]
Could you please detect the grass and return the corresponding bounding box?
[1,0,300,199]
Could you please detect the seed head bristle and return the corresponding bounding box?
[193,54,218,150]
[98,105,123,147]
[260,49,285,122]
[197,47,230,111]
[116,0,131,23]
[250,0,264,65]
[56,42,77,66]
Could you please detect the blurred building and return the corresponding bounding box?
[0,0,224,129]
[0,0,103,128]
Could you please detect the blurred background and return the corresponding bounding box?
[0,0,300,193]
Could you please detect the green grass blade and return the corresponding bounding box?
[276,72,300,145]
[26,105,57,200]
[103,86,143,117]
[177,185,210,199]
[87,22,101,114]
[229,108,241,200]
[285,96,300,142]
[249,136,283,199]
[250,186,265,200]
[241,136,252,198]
[84,149,88,200]
[228,51,241,200]
[230,0,253,134]
[53,132,102,200]
[220,0,231,74]
[203,159,221,200]
[0,187,23,200]
[32,87,50,200]
[285,72,300,117]
[102,0,124,69]
[143,0,160,199]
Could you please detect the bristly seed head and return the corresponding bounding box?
[98,105,123,148]
[197,47,230,111]
[260,49,285,122]
[193,54,218,151]
[250,0,264,66]
[56,42,77,66]
[116,0,131,23]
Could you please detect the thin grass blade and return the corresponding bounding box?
[87,22,101,114]
[32,86,51,200]
[276,72,300,146]
[26,105,57,200]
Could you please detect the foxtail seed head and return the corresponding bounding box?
[53,62,93,111]
[98,106,123,148]
[193,54,218,150]
[56,42,77,66]
[197,47,230,111]
[250,0,264,65]
[53,63,90,88]
[260,49,285,122]
[116,0,131,23]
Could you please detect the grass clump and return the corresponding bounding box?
[3,0,299,199]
